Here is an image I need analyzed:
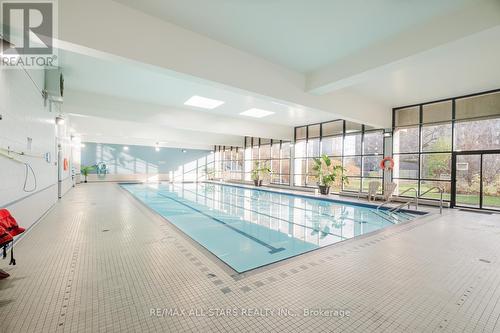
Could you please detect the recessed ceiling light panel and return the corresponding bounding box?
[184,96,225,109]
[239,108,275,118]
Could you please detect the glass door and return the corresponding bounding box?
[452,152,500,211]
[454,154,481,208]
[482,154,500,210]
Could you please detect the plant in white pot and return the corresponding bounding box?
[251,161,271,187]
[311,154,348,195]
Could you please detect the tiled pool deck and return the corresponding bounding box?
[1,183,500,332]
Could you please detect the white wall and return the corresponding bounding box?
[0,68,72,232]
[80,142,211,183]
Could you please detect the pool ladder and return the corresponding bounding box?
[377,186,444,215]
[373,209,414,224]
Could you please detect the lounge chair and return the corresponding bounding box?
[367,181,381,201]
[383,182,397,202]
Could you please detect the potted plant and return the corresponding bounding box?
[204,166,215,180]
[311,154,348,195]
[251,161,271,186]
[81,165,95,183]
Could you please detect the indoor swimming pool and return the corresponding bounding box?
[122,182,422,273]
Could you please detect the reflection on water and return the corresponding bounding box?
[167,183,400,247]
[122,183,417,272]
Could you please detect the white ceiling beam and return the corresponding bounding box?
[306,0,500,95]
[63,89,293,140]
[68,113,244,150]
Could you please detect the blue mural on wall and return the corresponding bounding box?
[81,143,211,178]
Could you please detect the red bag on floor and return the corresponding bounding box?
[0,209,25,236]
[0,209,23,265]
[0,224,13,247]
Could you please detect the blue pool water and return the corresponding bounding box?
[121,182,420,273]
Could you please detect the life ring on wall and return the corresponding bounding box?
[380,157,395,170]
[63,158,69,171]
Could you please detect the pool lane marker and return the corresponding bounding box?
[198,183,377,225]
[156,192,286,254]
[172,185,348,239]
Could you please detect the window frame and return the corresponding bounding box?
[293,121,385,193]
[392,88,500,202]
[243,137,291,186]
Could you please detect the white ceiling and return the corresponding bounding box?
[58,50,337,127]
[349,25,500,108]
[53,0,500,148]
[112,0,473,73]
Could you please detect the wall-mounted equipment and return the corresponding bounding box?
[0,34,15,55]
[44,67,64,103]
[0,147,38,193]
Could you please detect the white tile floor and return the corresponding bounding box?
[1,183,500,332]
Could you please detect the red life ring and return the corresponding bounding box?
[380,157,394,170]
[63,158,69,171]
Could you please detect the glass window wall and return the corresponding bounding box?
[293,121,384,193]
[393,90,500,203]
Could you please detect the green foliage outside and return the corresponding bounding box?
[310,154,348,187]
[398,133,500,208]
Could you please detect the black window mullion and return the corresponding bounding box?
[341,120,346,191]
[359,125,365,193]
[418,105,423,196]
[479,154,484,209]
[451,99,456,152]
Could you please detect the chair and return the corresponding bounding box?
[383,182,397,202]
[367,181,381,201]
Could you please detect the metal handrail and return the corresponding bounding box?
[389,201,413,212]
[398,187,419,209]
[376,200,391,210]
[418,186,444,214]
[375,186,444,215]
[392,186,444,214]
[371,210,396,224]
[378,187,418,210]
